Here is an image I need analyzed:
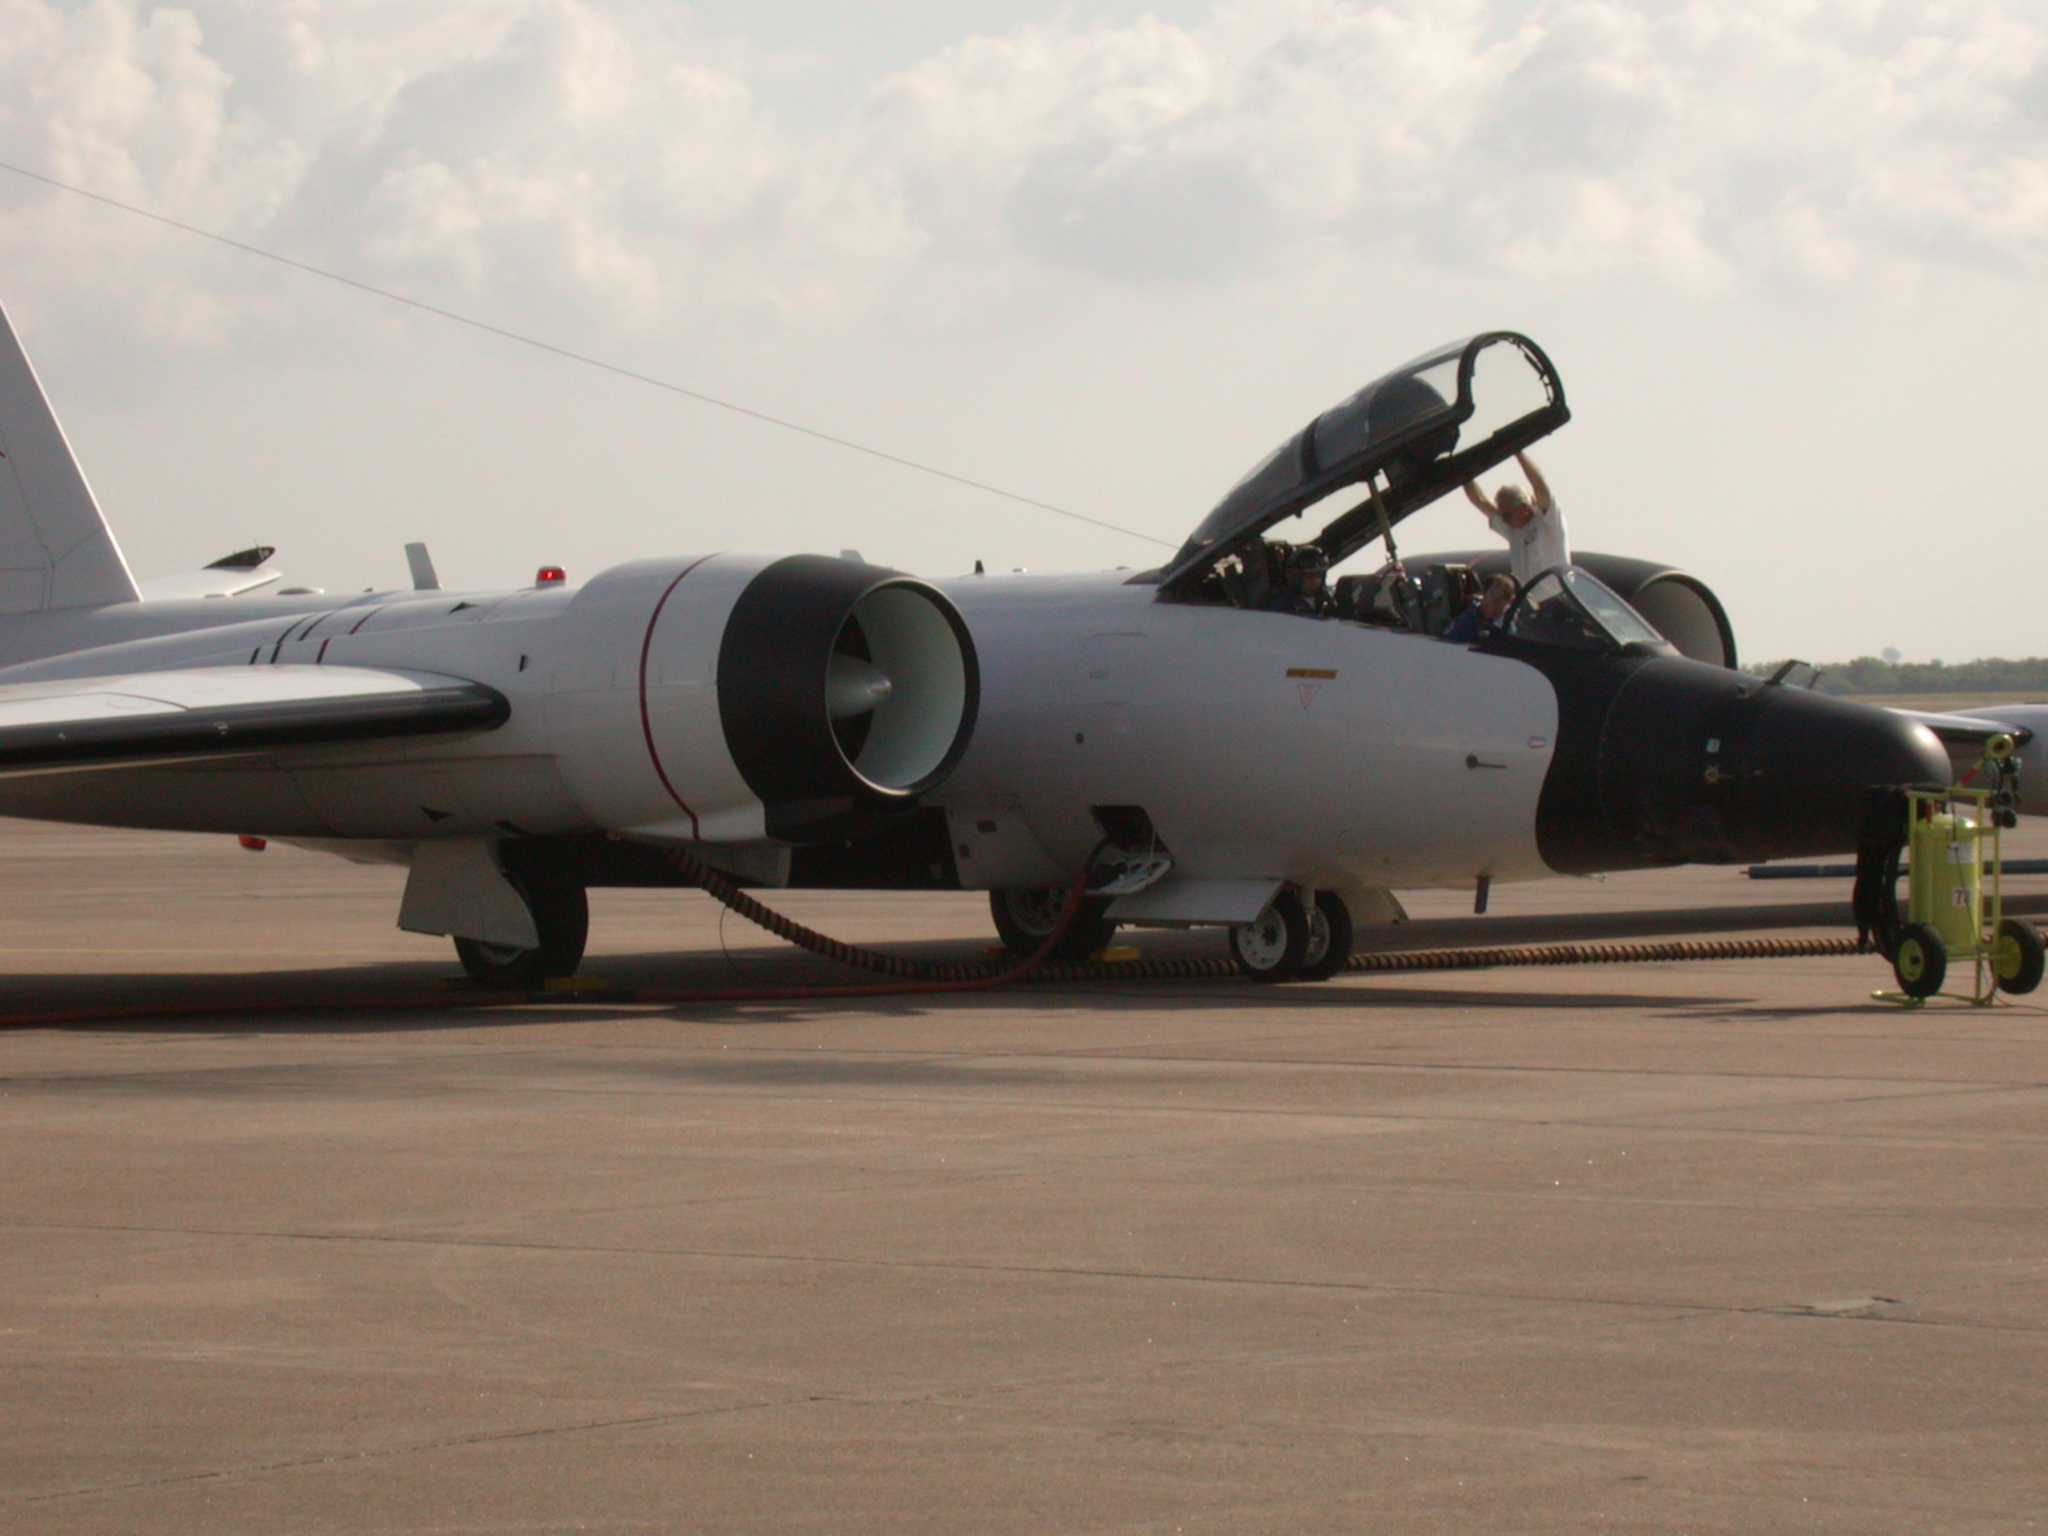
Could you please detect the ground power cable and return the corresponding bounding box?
[668,854,1873,981]
[0,158,1171,550]
[664,849,1876,983]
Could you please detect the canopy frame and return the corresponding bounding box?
[1153,331,1569,599]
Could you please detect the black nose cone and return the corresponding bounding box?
[1703,685,1950,859]
[1537,657,1953,872]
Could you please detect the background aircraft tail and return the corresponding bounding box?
[0,303,139,615]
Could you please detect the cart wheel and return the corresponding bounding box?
[1230,890,1309,983]
[1992,918,2045,995]
[1892,922,1947,1000]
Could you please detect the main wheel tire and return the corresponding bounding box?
[1892,921,1948,1000]
[454,874,589,990]
[1230,890,1310,983]
[990,887,1117,962]
[1993,918,2045,995]
[1297,890,1355,982]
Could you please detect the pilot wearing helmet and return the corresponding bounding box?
[1259,544,1331,618]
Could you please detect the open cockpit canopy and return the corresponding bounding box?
[1154,332,1567,597]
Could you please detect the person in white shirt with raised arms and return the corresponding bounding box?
[1464,452,1568,586]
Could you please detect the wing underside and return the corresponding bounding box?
[0,665,508,776]
[1890,707,2032,747]
[1889,705,2037,782]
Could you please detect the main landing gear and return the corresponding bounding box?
[990,886,1119,962]
[1230,889,1355,983]
[454,871,589,990]
[992,883,1358,981]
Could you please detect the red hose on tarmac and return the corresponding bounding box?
[0,861,1097,1030]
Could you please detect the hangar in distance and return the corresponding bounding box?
[0,301,2032,986]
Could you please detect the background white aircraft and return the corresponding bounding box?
[0,302,2031,987]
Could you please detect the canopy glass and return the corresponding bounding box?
[1504,568,1672,655]
[1156,333,1568,596]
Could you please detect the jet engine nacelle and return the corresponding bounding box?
[547,553,979,843]
[1568,553,1738,670]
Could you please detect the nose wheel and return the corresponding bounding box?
[454,872,589,990]
[1298,891,1355,981]
[1231,890,1354,983]
[1229,890,1310,982]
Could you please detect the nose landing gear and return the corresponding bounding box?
[1298,890,1356,981]
[1230,889,1309,981]
[995,881,1362,982]
[1229,889,1356,983]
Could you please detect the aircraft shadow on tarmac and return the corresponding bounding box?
[4,965,1747,1036]
[1662,996,2048,1024]
[629,1056,1086,1089]
[10,892,1920,1029]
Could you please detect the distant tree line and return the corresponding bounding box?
[1745,657,2048,696]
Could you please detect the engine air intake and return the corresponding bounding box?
[718,555,979,832]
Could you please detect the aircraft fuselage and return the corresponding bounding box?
[0,560,1956,919]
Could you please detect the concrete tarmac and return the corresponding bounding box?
[3,818,2046,1534]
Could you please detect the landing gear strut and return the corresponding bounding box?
[454,872,589,990]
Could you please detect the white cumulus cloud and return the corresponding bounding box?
[0,0,2041,339]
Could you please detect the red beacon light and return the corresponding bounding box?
[535,566,567,586]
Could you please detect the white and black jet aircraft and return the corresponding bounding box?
[0,304,2032,986]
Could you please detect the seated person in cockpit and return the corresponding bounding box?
[1258,544,1331,618]
[1443,572,1517,644]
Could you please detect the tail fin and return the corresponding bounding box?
[0,302,139,614]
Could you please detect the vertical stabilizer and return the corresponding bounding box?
[0,303,139,614]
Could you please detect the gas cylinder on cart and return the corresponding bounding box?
[1908,809,1983,951]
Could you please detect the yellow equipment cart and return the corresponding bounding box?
[1884,736,2045,1004]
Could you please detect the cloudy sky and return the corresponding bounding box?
[1,0,2043,662]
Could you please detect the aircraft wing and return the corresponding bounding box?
[133,567,285,601]
[0,665,508,776]
[134,545,287,601]
[1891,702,2048,817]
[1888,706,2034,748]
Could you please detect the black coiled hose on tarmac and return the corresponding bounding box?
[663,845,1870,985]
[0,864,1896,1031]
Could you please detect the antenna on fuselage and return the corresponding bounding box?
[404,542,441,591]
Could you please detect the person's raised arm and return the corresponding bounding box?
[1463,480,1494,517]
[1515,453,1552,512]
